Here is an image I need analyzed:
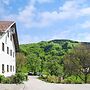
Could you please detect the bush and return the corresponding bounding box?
[0,75,11,84]
[38,75,48,82]
[39,75,61,83]
[11,73,28,84]
[41,75,47,79]
[0,75,5,83]
[87,74,90,83]
[1,77,11,84]
[0,73,28,84]
[45,75,59,83]
[61,75,83,84]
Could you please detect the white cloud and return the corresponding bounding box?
[76,33,90,42]
[0,0,9,5]
[19,34,41,44]
[1,0,11,5]
[51,29,73,40]
[36,0,54,3]
[80,7,90,16]
[28,0,54,6]
[0,2,6,17]
[17,5,36,27]
[19,1,90,27]
[2,0,90,28]
[19,34,32,44]
[0,0,13,18]
[1,0,90,43]
[84,34,90,42]
[81,21,90,29]
[51,30,90,42]
[59,0,78,12]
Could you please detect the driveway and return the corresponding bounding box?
[0,76,90,90]
[23,76,90,90]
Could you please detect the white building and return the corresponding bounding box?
[0,21,19,77]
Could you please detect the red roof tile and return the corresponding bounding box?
[0,21,14,32]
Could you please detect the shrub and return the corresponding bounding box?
[39,75,58,83]
[61,75,83,84]
[0,75,11,84]
[23,73,28,81]
[87,74,90,83]
[1,77,11,84]
[39,75,61,83]
[0,73,28,84]
[11,73,28,84]
[42,75,47,79]
[63,78,71,84]
[0,75,5,83]
[38,75,48,82]
[46,75,59,83]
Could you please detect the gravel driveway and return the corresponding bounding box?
[23,76,90,90]
[0,76,90,90]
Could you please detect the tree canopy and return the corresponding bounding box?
[17,39,90,83]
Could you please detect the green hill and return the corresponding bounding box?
[17,39,90,83]
[20,39,79,55]
[19,39,79,73]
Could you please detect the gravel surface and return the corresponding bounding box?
[23,76,90,90]
[0,84,24,90]
[0,76,90,90]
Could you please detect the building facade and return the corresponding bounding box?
[0,21,19,77]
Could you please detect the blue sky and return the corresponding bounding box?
[0,0,90,44]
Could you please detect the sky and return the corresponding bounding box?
[0,0,90,44]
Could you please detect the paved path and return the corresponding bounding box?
[0,76,90,90]
[23,76,90,90]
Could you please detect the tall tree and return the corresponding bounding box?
[64,44,90,83]
[16,53,28,73]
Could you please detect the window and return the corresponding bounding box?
[13,66,14,72]
[2,64,4,73]
[10,50,12,56]
[7,31,9,37]
[7,65,9,72]
[2,43,4,51]
[5,36,7,44]
[7,47,9,54]
[13,52,14,57]
[10,34,12,41]
[10,65,12,72]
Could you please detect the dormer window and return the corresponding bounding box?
[11,28,15,34]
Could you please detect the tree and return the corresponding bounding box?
[27,54,41,75]
[44,55,64,76]
[64,44,90,83]
[16,53,28,73]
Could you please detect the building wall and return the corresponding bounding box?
[0,27,16,77]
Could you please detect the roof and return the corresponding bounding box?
[0,21,19,52]
[0,21,14,32]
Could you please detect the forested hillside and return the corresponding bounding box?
[17,39,90,83]
[19,39,78,73]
